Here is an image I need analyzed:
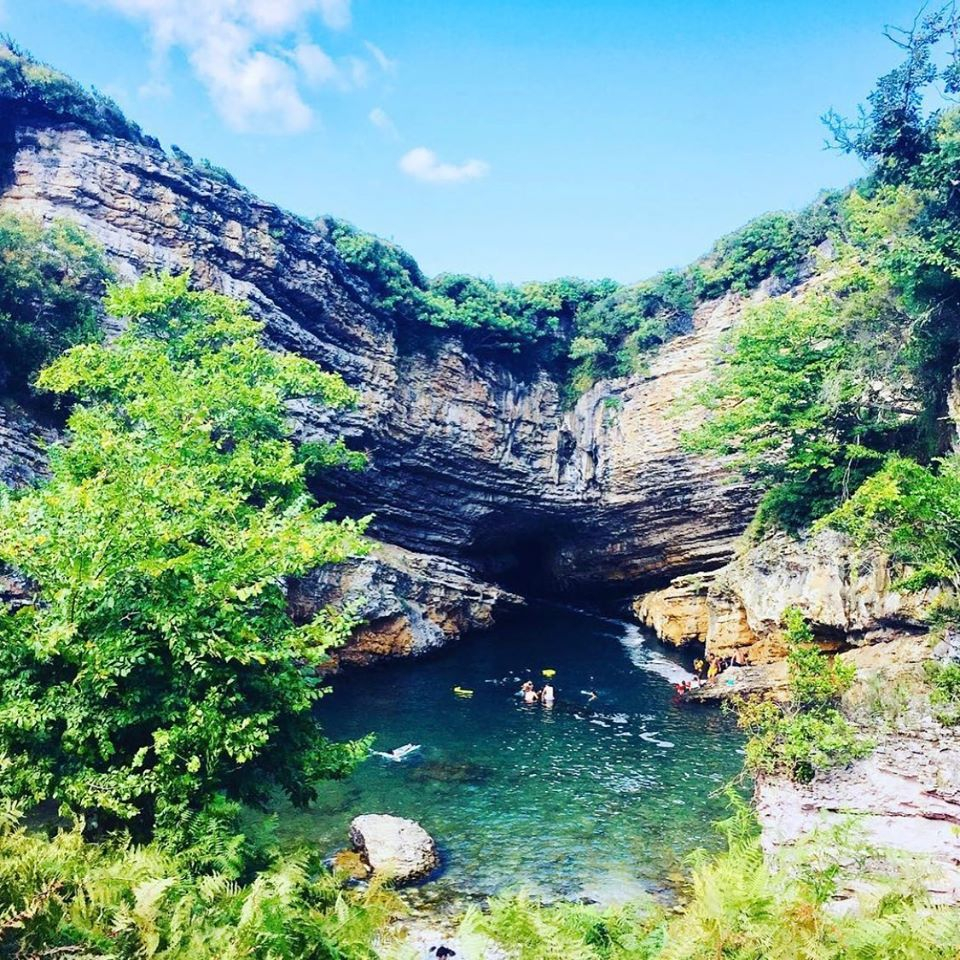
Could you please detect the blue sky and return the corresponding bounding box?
[0,1,931,283]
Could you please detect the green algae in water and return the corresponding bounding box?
[282,605,745,902]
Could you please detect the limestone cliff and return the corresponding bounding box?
[635,529,941,665]
[0,97,759,657]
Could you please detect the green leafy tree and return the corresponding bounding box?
[683,263,916,528]
[822,453,960,591]
[0,274,369,846]
[824,4,960,180]
[0,212,111,400]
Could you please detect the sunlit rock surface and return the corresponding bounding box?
[349,813,440,884]
[756,728,960,905]
[636,530,941,664]
[290,541,523,666]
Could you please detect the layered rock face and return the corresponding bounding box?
[289,542,522,666]
[635,530,940,665]
[756,727,960,905]
[0,109,758,648]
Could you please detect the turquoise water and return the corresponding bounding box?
[285,605,745,902]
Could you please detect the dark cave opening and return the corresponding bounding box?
[465,510,579,599]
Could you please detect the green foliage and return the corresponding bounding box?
[460,893,662,960]
[824,4,960,180]
[822,453,960,591]
[734,608,868,782]
[925,661,960,726]
[697,195,842,299]
[0,36,155,146]
[324,210,837,400]
[683,260,913,528]
[0,274,369,847]
[0,212,111,400]
[323,217,611,358]
[196,158,242,189]
[0,805,400,959]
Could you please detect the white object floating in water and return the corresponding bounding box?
[372,743,421,762]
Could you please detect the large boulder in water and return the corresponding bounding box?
[349,814,440,883]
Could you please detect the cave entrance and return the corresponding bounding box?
[466,510,583,599]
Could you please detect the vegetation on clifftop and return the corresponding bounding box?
[687,6,960,546]
[323,198,841,398]
[0,37,156,146]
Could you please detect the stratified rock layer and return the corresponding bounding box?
[289,541,523,666]
[636,530,941,664]
[756,728,960,904]
[0,115,757,607]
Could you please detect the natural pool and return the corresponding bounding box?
[281,605,745,903]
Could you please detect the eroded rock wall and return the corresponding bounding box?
[635,530,941,664]
[756,727,960,905]
[0,113,758,609]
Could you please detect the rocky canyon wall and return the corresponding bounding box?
[0,104,759,657]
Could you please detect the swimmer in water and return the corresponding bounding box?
[541,682,555,705]
[521,680,539,703]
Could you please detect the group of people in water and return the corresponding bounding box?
[519,679,555,705]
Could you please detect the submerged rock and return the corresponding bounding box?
[408,760,492,785]
[349,814,440,884]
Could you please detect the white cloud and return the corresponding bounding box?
[89,0,357,133]
[365,41,396,74]
[138,76,172,99]
[341,56,368,88]
[293,42,339,86]
[318,0,351,29]
[399,146,489,184]
[369,106,399,140]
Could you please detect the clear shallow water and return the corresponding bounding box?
[281,605,745,902]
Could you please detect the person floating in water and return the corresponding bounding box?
[520,680,539,703]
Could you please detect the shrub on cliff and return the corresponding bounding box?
[821,453,960,592]
[0,274,369,850]
[0,37,156,146]
[734,608,869,782]
[0,212,111,402]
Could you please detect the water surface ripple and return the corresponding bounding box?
[285,605,745,901]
